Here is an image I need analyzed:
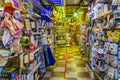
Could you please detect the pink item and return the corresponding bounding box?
[11,38,20,46]
[2,29,13,47]
[27,49,34,63]
[0,12,11,28]
[10,16,24,30]
[6,20,17,36]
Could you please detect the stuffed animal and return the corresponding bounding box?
[109,43,118,55]
[109,55,117,67]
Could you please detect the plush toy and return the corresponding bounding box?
[112,31,119,42]
[109,43,118,55]
[10,16,24,30]
[109,55,117,67]
[104,42,110,52]
[20,36,29,49]
[27,42,35,63]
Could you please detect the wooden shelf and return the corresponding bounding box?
[93,10,113,20]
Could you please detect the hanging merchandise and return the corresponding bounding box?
[2,29,13,47]
[4,2,16,14]
[87,0,120,79]
[46,45,56,67]
[0,0,56,79]
[112,0,120,5]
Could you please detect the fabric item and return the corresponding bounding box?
[39,45,47,72]
[13,11,23,21]
[10,16,24,30]
[10,38,20,53]
[0,12,22,37]
[2,29,13,47]
[112,0,120,5]
[0,12,11,28]
[46,45,56,66]
[0,12,4,24]
[40,32,48,45]
[4,2,16,14]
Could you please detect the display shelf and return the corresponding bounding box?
[93,10,113,20]
[28,62,42,75]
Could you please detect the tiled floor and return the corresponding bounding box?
[42,46,92,80]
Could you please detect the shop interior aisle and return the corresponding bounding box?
[42,45,93,80]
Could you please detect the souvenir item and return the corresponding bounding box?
[13,11,23,21]
[31,21,35,28]
[2,29,13,47]
[112,0,120,5]
[104,42,110,52]
[109,55,117,67]
[105,54,109,64]
[97,48,105,58]
[107,67,117,79]
[4,2,16,14]
[24,19,31,33]
[10,16,24,30]
[109,43,118,55]
[27,49,34,63]
[111,31,119,42]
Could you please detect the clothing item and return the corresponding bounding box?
[40,33,48,45]
[39,45,47,72]
[2,29,13,47]
[46,45,56,66]
[112,0,120,5]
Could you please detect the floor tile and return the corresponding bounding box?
[76,63,86,67]
[67,64,76,67]
[66,78,78,80]
[77,72,90,78]
[43,45,93,80]
[53,67,65,72]
[44,71,52,77]
[76,67,88,72]
[67,67,76,72]
[49,77,63,80]
[52,72,64,77]
[66,72,77,78]
[78,78,91,80]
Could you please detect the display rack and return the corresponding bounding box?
[88,1,120,80]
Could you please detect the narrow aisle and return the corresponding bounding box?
[43,46,91,80]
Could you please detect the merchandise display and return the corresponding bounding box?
[1,0,120,80]
[0,0,55,80]
[88,0,120,80]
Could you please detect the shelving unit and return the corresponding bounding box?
[88,1,120,80]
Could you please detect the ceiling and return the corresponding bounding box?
[40,0,88,17]
[66,0,86,17]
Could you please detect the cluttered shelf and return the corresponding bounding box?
[93,10,113,20]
